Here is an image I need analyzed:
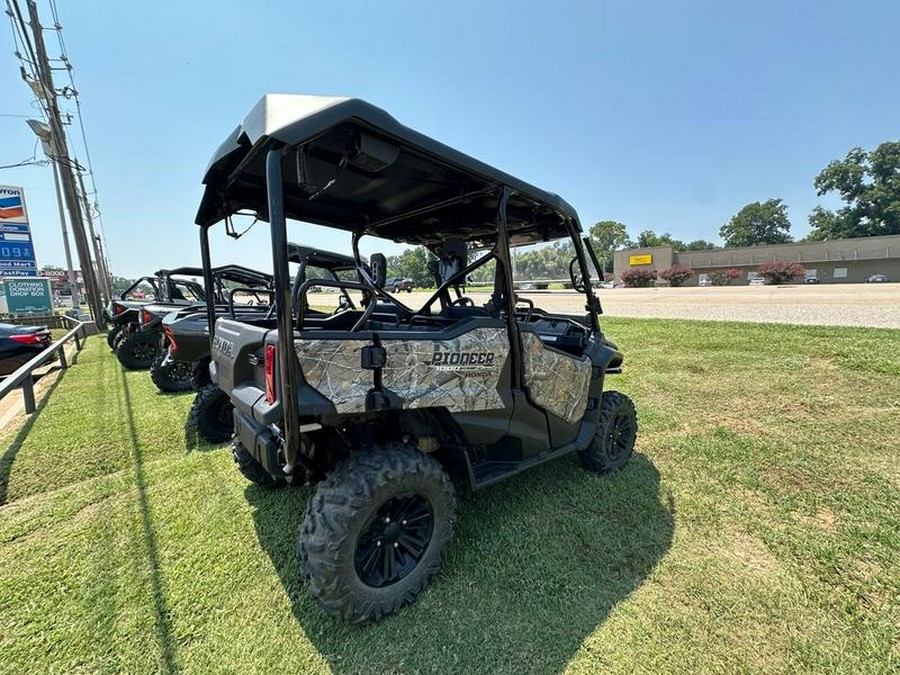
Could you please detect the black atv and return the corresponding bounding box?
[104,273,203,352]
[114,268,207,371]
[140,265,274,390]
[194,95,636,624]
[179,246,362,443]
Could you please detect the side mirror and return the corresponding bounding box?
[569,257,585,292]
[370,253,387,288]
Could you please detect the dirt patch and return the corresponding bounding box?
[719,530,781,576]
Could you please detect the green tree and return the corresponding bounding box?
[588,220,631,272]
[110,275,138,294]
[386,247,433,287]
[806,141,900,240]
[683,239,719,251]
[720,199,792,247]
[636,230,687,251]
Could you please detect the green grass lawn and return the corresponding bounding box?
[0,319,897,675]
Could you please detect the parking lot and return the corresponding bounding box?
[310,284,900,329]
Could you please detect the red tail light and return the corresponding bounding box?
[164,326,178,351]
[265,344,277,404]
[9,332,48,345]
[142,309,152,324]
[113,303,124,315]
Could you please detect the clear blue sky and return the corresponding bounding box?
[2,0,898,277]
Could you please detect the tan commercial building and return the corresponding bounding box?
[613,234,900,285]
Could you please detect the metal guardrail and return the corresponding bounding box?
[0,315,90,415]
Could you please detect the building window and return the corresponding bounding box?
[834,267,848,279]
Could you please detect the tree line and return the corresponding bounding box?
[383,140,899,283]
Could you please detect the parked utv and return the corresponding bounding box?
[180,246,362,443]
[143,265,273,391]
[195,95,636,624]
[105,273,203,352]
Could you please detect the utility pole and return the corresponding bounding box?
[23,0,105,327]
[76,167,111,302]
[50,158,80,308]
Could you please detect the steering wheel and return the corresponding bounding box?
[450,296,474,307]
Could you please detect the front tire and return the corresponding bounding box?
[116,331,162,370]
[188,384,234,443]
[298,444,456,624]
[150,354,193,392]
[579,391,637,473]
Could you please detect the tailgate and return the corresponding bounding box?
[210,319,271,408]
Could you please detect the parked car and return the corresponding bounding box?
[804,276,820,284]
[866,274,890,283]
[0,323,52,376]
[385,276,414,292]
[698,277,713,287]
[749,277,766,286]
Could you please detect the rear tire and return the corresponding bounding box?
[116,331,162,370]
[106,325,123,350]
[191,357,211,391]
[232,436,285,488]
[188,384,234,444]
[298,444,456,623]
[578,391,637,473]
[150,354,193,392]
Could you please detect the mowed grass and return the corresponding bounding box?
[0,318,898,675]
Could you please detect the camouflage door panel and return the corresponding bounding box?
[381,328,508,411]
[295,328,509,414]
[295,339,371,413]
[520,332,591,424]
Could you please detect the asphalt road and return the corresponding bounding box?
[309,284,900,329]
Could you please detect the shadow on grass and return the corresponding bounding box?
[247,452,674,674]
[0,349,81,505]
[119,369,179,674]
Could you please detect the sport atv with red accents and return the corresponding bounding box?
[194,95,636,624]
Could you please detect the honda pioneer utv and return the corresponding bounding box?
[180,245,364,443]
[195,95,637,624]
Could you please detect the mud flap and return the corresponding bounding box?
[233,408,281,477]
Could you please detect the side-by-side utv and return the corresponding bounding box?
[180,245,361,443]
[105,272,204,352]
[143,265,274,391]
[194,95,637,624]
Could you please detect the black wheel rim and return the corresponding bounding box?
[131,339,157,361]
[354,493,433,588]
[168,361,192,383]
[605,412,635,463]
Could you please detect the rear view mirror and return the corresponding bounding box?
[370,253,387,288]
[569,257,585,292]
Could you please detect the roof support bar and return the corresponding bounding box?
[199,225,217,342]
[267,146,301,473]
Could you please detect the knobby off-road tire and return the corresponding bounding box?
[106,325,123,350]
[149,354,193,393]
[191,357,211,391]
[232,436,286,488]
[579,390,638,474]
[188,384,234,444]
[298,444,457,624]
[116,331,162,370]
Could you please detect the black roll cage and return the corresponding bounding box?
[194,145,601,472]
